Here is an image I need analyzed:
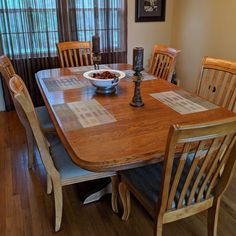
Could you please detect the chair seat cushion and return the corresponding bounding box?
[121,155,204,209]
[121,162,164,207]
[49,135,115,183]
[35,106,55,132]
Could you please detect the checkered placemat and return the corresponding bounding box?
[53,99,116,131]
[151,90,218,115]
[123,70,157,81]
[43,76,89,91]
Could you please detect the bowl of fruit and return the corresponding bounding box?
[83,69,126,94]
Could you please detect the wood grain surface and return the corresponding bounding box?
[36,64,236,172]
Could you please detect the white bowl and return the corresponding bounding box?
[83,69,126,94]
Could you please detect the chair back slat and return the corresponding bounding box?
[228,88,236,111]
[154,54,163,76]
[148,45,181,82]
[158,55,167,79]
[167,143,191,209]
[84,48,89,65]
[216,73,231,104]
[205,135,236,198]
[196,57,236,112]
[196,135,233,202]
[212,71,225,104]
[151,54,160,75]
[223,75,235,107]
[63,51,69,67]
[176,141,206,209]
[73,49,79,66]
[159,117,236,214]
[78,48,84,66]
[186,138,221,205]
[57,41,93,68]
[68,49,74,67]
[162,57,171,80]
[59,52,65,67]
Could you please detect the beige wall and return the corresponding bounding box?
[171,0,236,91]
[127,0,174,69]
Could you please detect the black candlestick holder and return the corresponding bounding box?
[130,70,144,107]
[93,53,102,70]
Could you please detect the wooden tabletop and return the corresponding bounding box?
[36,64,236,172]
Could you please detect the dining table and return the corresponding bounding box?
[35,63,236,173]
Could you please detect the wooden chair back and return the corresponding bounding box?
[0,56,32,131]
[57,41,93,68]
[159,117,236,223]
[8,75,59,179]
[196,57,236,112]
[148,45,181,82]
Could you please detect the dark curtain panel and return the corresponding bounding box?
[68,0,127,63]
[0,0,127,110]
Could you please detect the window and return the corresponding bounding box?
[0,0,58,57]
[72,0,124,51]
[0,0,126,58]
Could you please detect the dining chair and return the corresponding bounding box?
[57,41,93,68]
[118,117,236,236]
[0,55,55,168]
[196,56,236,112]
[148,45,181,82]
[8,74,118,232]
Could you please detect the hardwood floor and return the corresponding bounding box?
[0,111,235,236]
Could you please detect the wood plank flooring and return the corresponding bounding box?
[0,111,235,236]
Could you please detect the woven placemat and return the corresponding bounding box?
[43,76,89,91]
[151,90,218,115]
[123,70,156,81]
[53,99,116,131]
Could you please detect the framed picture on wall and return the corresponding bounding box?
[135,0,166,22]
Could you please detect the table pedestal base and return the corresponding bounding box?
[79,178,112,204]
[82,182,112,204]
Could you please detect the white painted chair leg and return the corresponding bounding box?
[47,174,52,194]
[53,181,63,232]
